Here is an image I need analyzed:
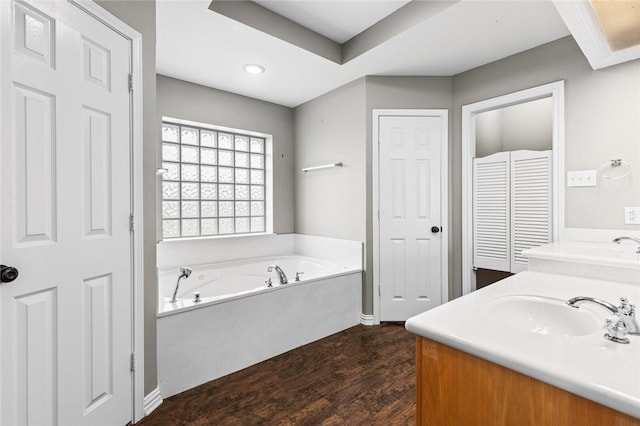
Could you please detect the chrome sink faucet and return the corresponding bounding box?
[267,264,288,284]
[567,296,640,343]
[612,236,640,253]
[566,296,618,315]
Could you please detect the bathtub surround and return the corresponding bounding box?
[156,234,363,397]
[157,233,362,271]
[157,255,360,315]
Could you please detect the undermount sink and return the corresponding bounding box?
[481,295,602,337]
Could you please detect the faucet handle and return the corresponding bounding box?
[619,297,635,315]
[605,316,630,344]
[265,277,272,287]
[295,272,304,282]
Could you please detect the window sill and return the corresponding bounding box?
[158,232,276,244]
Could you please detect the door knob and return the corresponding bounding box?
[1,265,19,283]
[431,226,441,234]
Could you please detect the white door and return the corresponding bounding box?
[0,1,133,424]
[377,113,447,321]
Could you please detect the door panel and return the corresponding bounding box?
[378,115,445,321]
[1,1,132,424]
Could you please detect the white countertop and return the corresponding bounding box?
[405,271,640,419]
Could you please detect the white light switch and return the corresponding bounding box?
[625,207,640,225]
[567,170,597,187]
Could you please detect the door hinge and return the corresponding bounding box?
[377,209,380,220]
[378,285,381,296]
[130,352,135,372]
[129,214,135,232]
[128,73,133,92]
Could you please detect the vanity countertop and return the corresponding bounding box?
[524,240,640,268]
[405,271,640,419]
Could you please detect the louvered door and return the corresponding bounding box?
[473,152,510,272]
[510,150,552,272]
[473,150,552,274]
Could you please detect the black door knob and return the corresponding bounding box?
[431,226,441,234]
[1,265,19,283]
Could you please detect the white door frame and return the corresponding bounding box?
[461,81,565,295]
[372,109,449,324]
[68,1,145,422]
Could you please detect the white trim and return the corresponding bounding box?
[372,109,449,324]
[461,81,565,295]
[552,1,640,71]
[143,387,163,416]
[360,313,375,326]
[68,1,146,423]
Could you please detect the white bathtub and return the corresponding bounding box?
[158,255,354,316]
[157,252,362,398]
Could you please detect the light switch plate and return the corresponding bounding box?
[567,170,597,187]
[625,207,640,225]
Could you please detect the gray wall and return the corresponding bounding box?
[95,0,158,395]
[452,36,640,298]
[156,75,295,234]
[294,76,453,315]
[294,78,367,241]
[476,97,553,157]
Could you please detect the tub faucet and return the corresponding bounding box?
[267,264,288,284]
[613,236,640,253]
[171,267,192,303]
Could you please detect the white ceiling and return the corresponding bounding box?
[156,0,570,108]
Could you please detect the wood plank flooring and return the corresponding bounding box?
[139,324,415,426]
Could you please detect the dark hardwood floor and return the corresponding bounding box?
[140,324,415,426]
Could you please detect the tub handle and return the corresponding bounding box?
[265,277,273,287]
[193,292,201,303]
[295,272,304,282]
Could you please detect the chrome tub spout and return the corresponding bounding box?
[171,267,192,303]
[267,264,288,284]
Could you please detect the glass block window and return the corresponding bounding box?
[161,120,267,239]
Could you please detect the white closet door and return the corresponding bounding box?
[510,150,552,273]
[473,152,510,272]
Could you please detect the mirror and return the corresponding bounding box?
[461,81,565,294]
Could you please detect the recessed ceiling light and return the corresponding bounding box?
[243,64,265,74]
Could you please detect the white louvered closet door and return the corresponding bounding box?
[473,152,511,272]
[473,150,552,274]
[510,150,552,273]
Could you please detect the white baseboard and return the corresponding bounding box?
[360,313,375,326]
[143,387,163,417]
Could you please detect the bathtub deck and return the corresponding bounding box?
[140,324,415,425]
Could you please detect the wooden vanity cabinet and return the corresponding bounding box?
[416,337,640,426]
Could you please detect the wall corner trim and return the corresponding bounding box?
[143,387,163,417]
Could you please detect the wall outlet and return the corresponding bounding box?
[625,207,640,225]
[567,170,597,187]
